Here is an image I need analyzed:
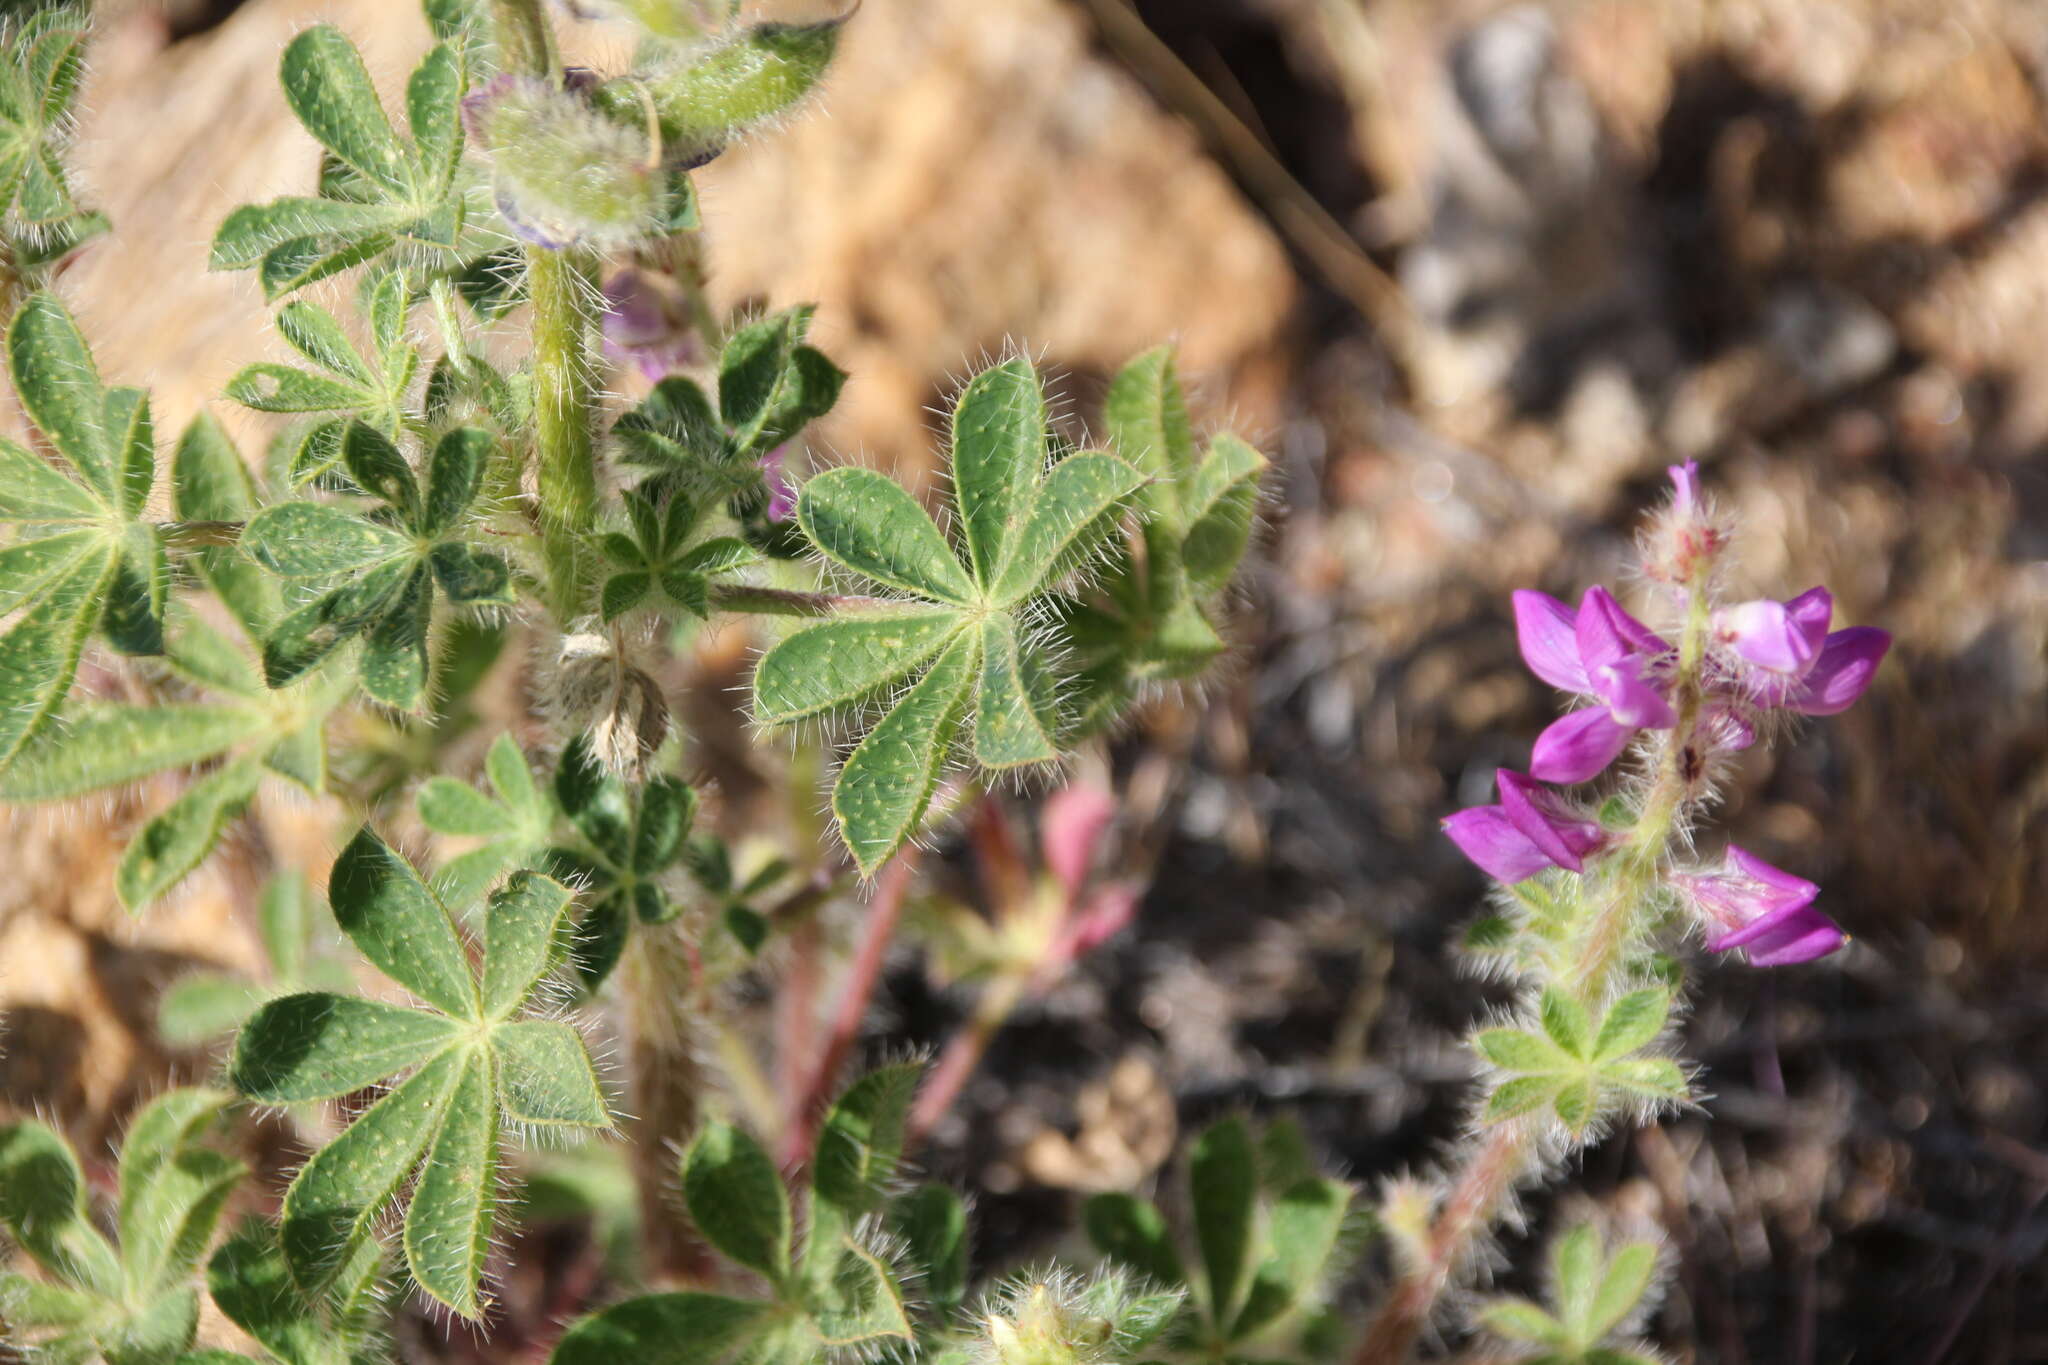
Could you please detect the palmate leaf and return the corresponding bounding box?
[1477,988,1688,1136]
[210,28,470,299]
[754,357,1142,872]
[1057,347,1268,726]
[539,733,699,991]
[0,1091,244,1365]
[0,294,178,769]
[229,830,607,1317]
[248,423,511,710]
[0,10,102,263]
[597,482,758,624]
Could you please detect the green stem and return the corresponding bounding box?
[489,0,557,77]
[709,583,895,617]
[528,244,602,619]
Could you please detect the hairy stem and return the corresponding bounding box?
[710,583,897,617]
[528,244,602,619]
[1353,1126,1533,1363]
[779,848,922,1168]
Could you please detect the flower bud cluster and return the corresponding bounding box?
[1445,462,1890,967]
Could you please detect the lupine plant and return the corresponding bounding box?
[0,2,1890,1363]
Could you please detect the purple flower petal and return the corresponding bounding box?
[1577,585,1670,662]
[1530,706,1636,784]
[1788,626,1890,715]
[1669,460,1701,516]
[1715,587,1832,674]
[1442,806,1552,883]
[1588,656,1678,729]
[1513,590,1588,692]
[759,445,796,522]
[1731,908,1847,966]
[1496,770,1605,873]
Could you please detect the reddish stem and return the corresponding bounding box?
[1352,1126,1531,1363]
[779,849,921,1168]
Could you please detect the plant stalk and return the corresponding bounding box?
[528,244,602,620]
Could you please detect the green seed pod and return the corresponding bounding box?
[596,14,845,165]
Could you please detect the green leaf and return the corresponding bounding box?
[1485,1075,1560,1123]
[101,1286,200,1365]
[359,567,432,709]
[753,609,965,724]
[0,434,99,521]
[327,828,478,1020]
[796,467,976,604]
[990,451,1143,605]
[1552,1080,1598,1133]
[1603,1057,1689,1102]
[261,558,403,687]
[0,548,113,770]
[681,1120,790,1282]
[422,426,491,534]
[832,629,976,875]
[492,1020,609,1127]
[1539,988,1593,1061]
[231,993,461,1101]
[1592,988,1671,1062]
[1084,1193,1185,1289]
[1181,435,1265,595]
[0,703,273,800]
[481,872,573,1018]
[116,757,264,910]
[1476,1027,1562,1074]
[0,1272,96,1328]
[418,776,503,836]
[813,1063,922,1217]
[407,44,464,194]
[1585,1242,1658,1342]
[1105,346,1195,522]
[1189,1117,1257,1322]
[279,1045,463,1290]
[275,301,373,387]
[613,14,841,150]
[226,363,377,415]
[210,199,412,271]
[948,357,1044,587]
[427,541,513,604]
[404,1049,498,1317]
[173,414,277,633]
[101,527,171,656]
[119,1140,244,1301]
[0,1119,120,1295]
[206,1230,354,1365]
[1231,1177,1353,1340]
[280,27,408,196]
[895,1185,968,1314]
[806,1238,914,1350]
[632,777,695,875]
[1550,1224,1601,1339]
[717,307,843,454]
[340,421,418,515]
[1477,1296,1563,1345]
[973,613,1055,767]
[8,292,113,500]
[549,1293,768,1365]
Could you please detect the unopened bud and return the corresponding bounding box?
[1641,459,1728,587]
[464,75,668,249]
[590,666,672,778]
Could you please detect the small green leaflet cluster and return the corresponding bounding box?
[1064,348,1266,732]
[157,875,355,1047]
[611,304,846,550]
[1085,1116,1360,1356]
[228,273,420,447]
[208,27,471,302]
[228,829,610,1319]
[1476,1224,1663,1365]
[416,730,717,991]
[1475,987,1690,1137]
[242,422,513,710]
[755,357,1146,873]
[550,1065,926,1365]
[0,1090,244,1365]
[598,483,757,622]
[0,294,175,764]
[966,1270,1183,1365]
[0,6,107,275]
[0,399,351,909]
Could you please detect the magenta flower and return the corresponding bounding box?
[1672,845,1845,966]
[1442,770,1611,883]
[1717,586,1890,714]
[1515,586,1677,783]
[601,270,699,381]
